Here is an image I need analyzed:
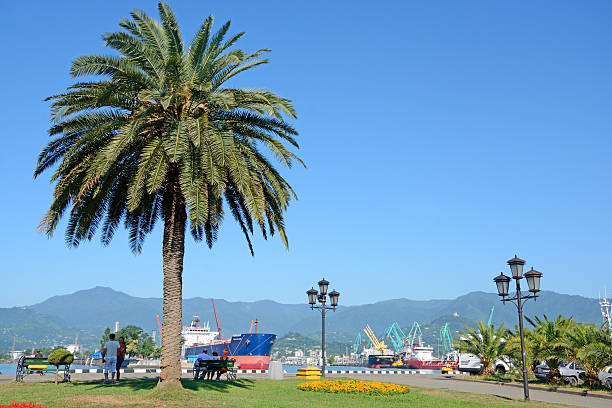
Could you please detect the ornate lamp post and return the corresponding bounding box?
[493,255,543,401]
[306,279,339,377]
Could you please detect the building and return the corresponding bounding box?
[66,344,81,354]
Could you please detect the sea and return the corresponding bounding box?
[0,363,99,375]
[1,363,443,375]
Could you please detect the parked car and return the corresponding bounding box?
[458,353,511,375]
[534,363,550,380]
[559,361,586,386]
[534,361,586,385]
[597,366,612,389]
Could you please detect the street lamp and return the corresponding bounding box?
[306,279,339,377]
[493,255,543,401]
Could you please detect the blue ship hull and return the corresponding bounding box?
[185,333,276,370]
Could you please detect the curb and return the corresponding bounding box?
[453,377,612,400]
[323,370,466,375]
[69,369,268,374]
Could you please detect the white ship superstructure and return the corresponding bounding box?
[181,314,219,354]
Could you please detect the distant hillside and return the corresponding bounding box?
[287,290,602,337]
[0,307,97,351]
[28,286,315,339]
[273,331,349,357]
[0,286,603,352]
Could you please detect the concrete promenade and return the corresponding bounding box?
[327,372,611,408]
[1,371,611,408]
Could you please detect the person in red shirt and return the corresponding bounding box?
[116,337,127,382]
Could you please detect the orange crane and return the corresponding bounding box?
[363,324,386,353]
[211,299,222,340]
[156,314,162,336]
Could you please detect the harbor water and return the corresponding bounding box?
[1,363,444,375]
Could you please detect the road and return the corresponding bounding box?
[326,373,610,408]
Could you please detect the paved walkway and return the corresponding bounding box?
[326,373,611,408]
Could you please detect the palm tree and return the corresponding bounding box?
[457,322,510,374]
[34,3,302,389]
[556,324,612,388]
[524,315,575,383]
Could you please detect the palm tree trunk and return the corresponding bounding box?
[157,169,186,390]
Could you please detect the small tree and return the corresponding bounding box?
[47,349,74,384]
[457,322,509,375]
[100,328,111,350]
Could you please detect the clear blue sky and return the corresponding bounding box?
[0,1,610,308]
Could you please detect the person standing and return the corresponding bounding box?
[116,337,126,382]
[102,333,120,384]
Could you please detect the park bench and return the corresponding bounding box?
[15,356,71,382]
[193,359,237,380]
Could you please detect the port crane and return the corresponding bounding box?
[363,324,386,353]
[353,333,362,353]
[407,322,423,347]
[487,306,495,326]
[600,289,612,338]
[384,322,407,351]
[439,323,453,354]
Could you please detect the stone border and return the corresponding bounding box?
[69,368,466,375]
[323,370,466,375]
[453,376,612,400]
[69,369,268,374]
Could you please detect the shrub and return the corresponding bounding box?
[47,349,74,384]
[47,349,74,366]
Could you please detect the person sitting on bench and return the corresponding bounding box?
[207,351,220,380]
[196,349,212,379]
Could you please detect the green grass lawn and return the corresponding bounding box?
[0,378,575,408]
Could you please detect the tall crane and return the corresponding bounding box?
[363,324,386,353]
[353,333,362,353]
[487,306,495,326]
[407,322,423,348]
[440,323,453,354]
[156,314,162,336]
[211,299,222,340]
[600,289,612,338]
[385,322,407,351]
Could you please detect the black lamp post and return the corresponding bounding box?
[306,279,339,377]
[493,255,543,401]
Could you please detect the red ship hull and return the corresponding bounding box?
[405,360,458,370]
[231,355,271,370]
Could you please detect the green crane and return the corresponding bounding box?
[440,323,453,354]
[384,322,407,351]
[487,306,495,326]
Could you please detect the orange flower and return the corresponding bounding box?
[298,379,409,395]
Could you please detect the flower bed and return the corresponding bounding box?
[0,404,46,408]
[298,379,409,395]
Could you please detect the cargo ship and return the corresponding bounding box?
[181,304,276,370]
[402,345,458,370]
[366,345,458,370]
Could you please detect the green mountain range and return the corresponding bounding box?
[0,287,604,351]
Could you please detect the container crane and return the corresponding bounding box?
[211,299,222,340]
[384,322,407,351]
[353,333,362,353]
[363,324,386,353]
[440,323,453,354]
[407,322,423,348]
